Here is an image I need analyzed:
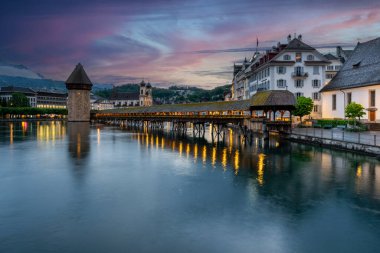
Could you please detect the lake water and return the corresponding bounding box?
[1,121,380,253]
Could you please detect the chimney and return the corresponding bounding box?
[287,34,291,42]
[298,34,302,41]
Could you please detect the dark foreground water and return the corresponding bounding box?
[1,121,380,253]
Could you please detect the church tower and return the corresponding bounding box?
[139,80,153,106]
[65,63,93,121]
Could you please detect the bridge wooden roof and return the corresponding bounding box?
[99,99,251,114]
[250,90,296,110]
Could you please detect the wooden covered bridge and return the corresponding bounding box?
[93,90,296,138]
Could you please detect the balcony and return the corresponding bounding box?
[292,71,308,79]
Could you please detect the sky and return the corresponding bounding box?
[1,0,380,88]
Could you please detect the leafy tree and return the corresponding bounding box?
[293,96,313,123]
[10,92,30,107]
[0,98,8,107]
[345,102,366,127]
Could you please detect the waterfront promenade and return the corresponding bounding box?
[290,127,380,155]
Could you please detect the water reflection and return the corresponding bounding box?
[127,127,380,213]
[0,121,66,144]
[67,122,90,161]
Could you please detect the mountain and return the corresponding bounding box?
[0,62,113,91]
[0,62,44,79]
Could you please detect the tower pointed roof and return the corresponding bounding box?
[66,63,92,85]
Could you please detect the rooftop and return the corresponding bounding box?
[65,63,93,86]
[321,37,380,92]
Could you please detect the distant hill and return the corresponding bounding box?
[0,62,44,79]
[0,75,113,92]
[94,84,231,104]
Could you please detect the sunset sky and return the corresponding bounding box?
[1,0,380,88]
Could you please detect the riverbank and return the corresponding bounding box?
[288,128,380,157]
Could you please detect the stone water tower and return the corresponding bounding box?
[65,63,93,121]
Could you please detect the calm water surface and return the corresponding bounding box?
[1,121,380,253]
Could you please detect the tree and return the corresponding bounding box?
[10,92,30,107]
[345,102,366,127]
[293,96,313,123]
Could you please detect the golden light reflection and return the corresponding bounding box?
[156,136,159,149]
[234,149,240,175]
[202,145,207,164]
[10,123,13,144]
[161,137,165,149]
[356,164,362,178]
[211,146,216,167]
[36,122,66,142]
[76,133,81,158]
[222,147,227,170]
[21,121,28,134]
[257,153,265,186]
[150,135,154,147]
[172,140,176,151]
[194,143,198,162]
[97,128,101,145]
[186,143,190,158]
[179,141,183,157]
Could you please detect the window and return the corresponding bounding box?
[307,55,314,61]
[326,73,335,79]
[347,92,352,104]
[296,53,302,62]
[335,65,341,70]
[313,66,319,75]
[277,66,286,74]
[312,92,320,101]
[370,90,376,107]
[295,92,304,98]
[277,79,286,88]
[313,105,319,112]
[284,55,291,61]
[332,94,336,110]
[312,79,321,88]
[327,65,334,70]
[295,66,303,75]
[295,80,304,88]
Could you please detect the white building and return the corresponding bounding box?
[0,86,37,107]
[324,53,343,85]
[320,37,380,123]
[232,34,330,118]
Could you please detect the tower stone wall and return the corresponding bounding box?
[65,63,93,122]
[67,89,91,121]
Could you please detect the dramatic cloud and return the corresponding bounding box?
[1,0,379,87]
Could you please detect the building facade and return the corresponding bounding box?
[0,86,37,107]
[36,90,67,108]
[232,34,330,118]
[109,80,153,107]
[320,37,380,123]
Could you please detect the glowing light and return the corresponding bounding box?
[186,143,190,158]
[161,137,165,149]
[97,128,101,145]
[76,133,81,158]
[179,141,183,157]
[172,141,176,151]
[9,123,13,144]
[222,147,227,170]
[257,153,265,186]
[156,136,159,149]
[234,149,240,175]
[194,143,198,162]
[356,165,362,178]
[202,145,207,164]
[211,147,216,167]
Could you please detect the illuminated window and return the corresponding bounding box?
[296,53,302,62]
